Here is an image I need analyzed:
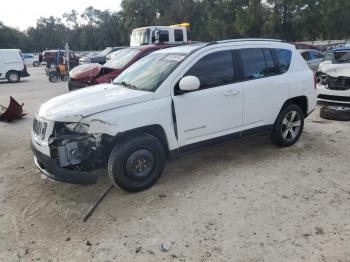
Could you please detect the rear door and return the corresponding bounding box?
[240,48,289,130]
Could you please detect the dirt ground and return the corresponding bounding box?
[0,67,350,262]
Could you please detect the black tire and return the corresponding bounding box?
[6,71,20,83]
[320,106,350,121]
[108,134,166,192]
[48,73,58,83]
[271,104,305,147]
[33,61,40,67]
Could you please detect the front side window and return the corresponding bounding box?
[104,48,139,69]
[185,50,234,89]
[113,52,186,92]
[275,49,292,73]
[130,29,151,46]
[240,48,267,80]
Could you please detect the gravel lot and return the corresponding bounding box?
[0,67,350,261]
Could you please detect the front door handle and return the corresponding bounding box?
[224,90,240,97]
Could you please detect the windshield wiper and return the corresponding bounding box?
[114,81,138,90]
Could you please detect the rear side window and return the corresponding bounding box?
[185,50,234,89]
[174,29,183,42]
[240,48,267,80]
[275,49,292,73]
[263,49,277,76]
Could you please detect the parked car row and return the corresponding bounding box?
[316,47,350,104]
[79,47,126,65]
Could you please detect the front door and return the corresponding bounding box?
[172,50,243,147]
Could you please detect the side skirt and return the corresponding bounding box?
[168,125,273,160]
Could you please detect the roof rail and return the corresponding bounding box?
[213,38,283,45]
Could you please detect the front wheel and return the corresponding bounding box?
[108,134,166,192]
[271,104,304,147]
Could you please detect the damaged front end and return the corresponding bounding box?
[318,73,350,91]
[32,120,112,185]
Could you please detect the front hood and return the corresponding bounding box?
[38,84,154,122]
[319,62,350,77]
[69,63,102,82]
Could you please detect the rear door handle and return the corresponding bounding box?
[224,90,240,97]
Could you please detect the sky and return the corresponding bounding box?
[0,0,122,31]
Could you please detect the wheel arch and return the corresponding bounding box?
[283,96,308,117]
[102,124,170,157]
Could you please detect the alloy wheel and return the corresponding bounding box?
[281,110,301,141]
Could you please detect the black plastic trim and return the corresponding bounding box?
[31,143,98,185]
[169,125,273,159]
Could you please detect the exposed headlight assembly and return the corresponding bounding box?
[58,122,89,134]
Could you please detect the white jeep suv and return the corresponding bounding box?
[31,39,316,192]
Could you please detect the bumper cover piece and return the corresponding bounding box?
[32,143,98,185]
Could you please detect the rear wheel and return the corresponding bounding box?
[6,71,20,83]
[271,104,304,147]
[108,134,166,192]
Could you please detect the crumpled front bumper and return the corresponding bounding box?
[31,142,98,185]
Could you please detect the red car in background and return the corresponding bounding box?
[68,44,175,91]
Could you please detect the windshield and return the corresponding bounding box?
[104,48,140,69]
[97,47,112,57]
[130,29,150,46]
[334,51,350,63]
[113,52,187,91]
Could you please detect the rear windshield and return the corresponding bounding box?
[104,48,140,69]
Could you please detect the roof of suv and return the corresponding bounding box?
[154,39,294,55]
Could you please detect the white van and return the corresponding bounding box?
[0,49,30,83]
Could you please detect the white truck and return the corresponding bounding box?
[0,49,30,83]
[32,39,316,192]
[130,23,190,47]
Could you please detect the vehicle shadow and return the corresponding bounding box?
[25,128,332,224]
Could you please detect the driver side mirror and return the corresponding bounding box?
[178,75,200,93]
